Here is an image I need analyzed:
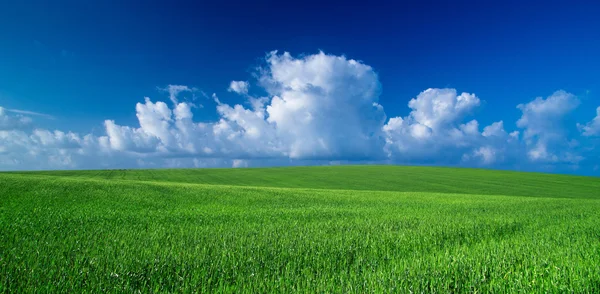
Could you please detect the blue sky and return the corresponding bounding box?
[0,0,599,174]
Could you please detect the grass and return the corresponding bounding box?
[1,165,600,292]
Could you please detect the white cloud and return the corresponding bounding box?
[31,129,81,148]
[406,88,480,131]
[383,88,502,164]
[0,107,33,130]
[482,121,507,138]
[516,91,580,163]
[228,81,249,95]
[162,85,193,105]
[232,159,248,168]
[578,106,600,137]
[104,120,159,152]
[517,91,579,141]
[262,51,386,160]
[135,98,175,150]
[0,51,598,174]
[2,108,54,119]
[0,126,106,170]
[473,146,498,164]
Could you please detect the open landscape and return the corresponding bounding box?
[3,0,600,292]
[1,165,600,292]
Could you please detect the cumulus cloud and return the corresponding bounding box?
[405,88,480,131]
[482,121,508,138]
[578,106,600,137]
[472,146,498,165]
[0,51,598,173]
[382,88,513,165]
[0,107,33,130]
[262,51,386,160]
[0,124,107,170]
[228,81,249,95]
[104,51,388,161]
[516,91,581,163]
[104,119,159,152]
[516,91,579,141]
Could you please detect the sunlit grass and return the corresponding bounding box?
[1,166,599,292]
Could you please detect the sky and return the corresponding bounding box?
[0,0,599,175]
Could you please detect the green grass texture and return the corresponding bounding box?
[1,165,600,293]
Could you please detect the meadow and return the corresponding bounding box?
[1,166,600,292]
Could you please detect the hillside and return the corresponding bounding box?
[1,166,600,292]
[10,165,600,198]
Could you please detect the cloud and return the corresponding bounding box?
[578,106,600,137]
[472,146,498,165]
[2,107,54,120]
[232,159,249,168]
[0,50,598,174]
[482,121,508,138]
[228,81,249,95]
[261,51,386,160]
[0,126,108,170]
[104,119,159,152]
[382,88,508,164]
[103,51,387,162]
[516,91,579,141]
[0,107,33,130]
[516,91,580,163]
[162,85,193,105]
[405,88,480,131]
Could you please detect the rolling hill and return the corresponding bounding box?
[1,166,599,292]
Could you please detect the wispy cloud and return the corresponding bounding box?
[5,108,55,119]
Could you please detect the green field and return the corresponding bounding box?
[1,166,600,292]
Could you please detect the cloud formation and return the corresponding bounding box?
[381,88,526,167]
[579,107,600,137]
[2,107,54,119]
[516,91,581,163]
[0,51,597,173]
[228,81,249,95]
[162,85,193,104]
[0,107,33,130]
[262,51,386,160]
